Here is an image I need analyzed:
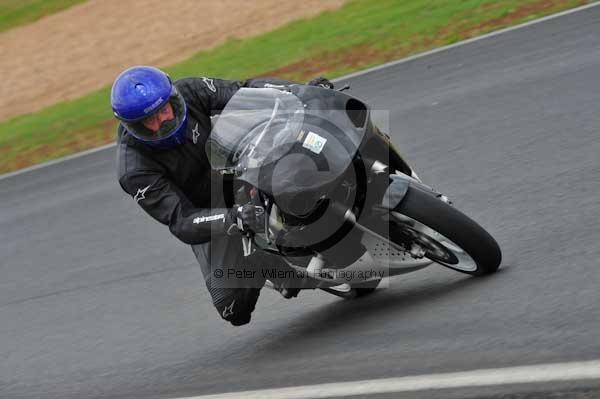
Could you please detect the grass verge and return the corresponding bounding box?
[0,0,86,33]
[0,0,590,173]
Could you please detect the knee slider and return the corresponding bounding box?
[229,314,251,326]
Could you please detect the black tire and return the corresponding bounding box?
[321,279,382,299]
[392,186,501,276]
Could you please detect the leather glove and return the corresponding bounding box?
[307,76,334,89]
[229,204,265,235]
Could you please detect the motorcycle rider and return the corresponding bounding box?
[112,65,333,326]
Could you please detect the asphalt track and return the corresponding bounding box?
[1,5,600,399]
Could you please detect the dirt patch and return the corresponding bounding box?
[263,44,419,83]
[0,0,345,122]
[454,0,589,40]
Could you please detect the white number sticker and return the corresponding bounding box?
[303,131,327,154]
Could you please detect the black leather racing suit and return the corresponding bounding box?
[117,76,292,326]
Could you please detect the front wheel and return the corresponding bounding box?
[390,186,501,276]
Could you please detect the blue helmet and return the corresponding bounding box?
[111,66,188,149]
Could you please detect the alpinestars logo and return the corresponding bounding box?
[193,214,225,224]
[202,77,217,92]
[134,185,151,203]
[192,123,200,144]
[222,299,236,318]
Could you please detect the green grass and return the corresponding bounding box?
[0,0,87,33]
[0,0,589,173]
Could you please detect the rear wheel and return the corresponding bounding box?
[390,186,501,276]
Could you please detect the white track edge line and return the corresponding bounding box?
[332,1,600,82]
[2,1,599,181]
[173,359,600,399]
[0,142,115,181]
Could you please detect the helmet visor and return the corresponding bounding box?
[122,86,187,142]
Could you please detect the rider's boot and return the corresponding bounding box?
[279,286,301,299]
[270,278,301,299]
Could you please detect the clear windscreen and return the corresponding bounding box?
[207,88,305,170]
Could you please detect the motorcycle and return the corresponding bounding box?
[206,84,502,298]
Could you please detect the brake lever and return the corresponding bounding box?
[242,234,254,257]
